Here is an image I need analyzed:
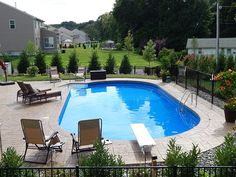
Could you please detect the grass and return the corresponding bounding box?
[0,74,158,82]
[9,48,160,69]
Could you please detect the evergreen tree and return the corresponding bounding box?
[142,39,157,67]
[105,53,116,74]
[124,30,134,54]
[67,50,79,73]
[34,50,46,74]
[51,52,64,73]
[88,51,101,71]
[119,55,132,74]
[17,50,30,74]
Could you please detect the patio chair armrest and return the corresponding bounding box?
[46,131,59,141]
[70,133,78,143]
[37,88,51,92]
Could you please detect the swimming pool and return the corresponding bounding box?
[59,81,200,140]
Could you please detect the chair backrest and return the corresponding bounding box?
[78,67,85,74]
[50,66,58,76]
[23,83,38,94]
[78,118,102,146]
[17,81,28,94]
[21,119,46,145]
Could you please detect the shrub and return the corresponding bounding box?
[79,141,124,177]
[119,55,132,74]
[115,42,123,50]
[67,50,79,73]
[215,69,236,100]
[17,50,30,74]
[0,147,24,168]
[165,138,200,177]
[226,55,235,70]
[26,66,39,76]
[88,51,101,71]
[51,52,64,73]
[34,50,46,74]
[105,53,116,74]
[215,133,236,166]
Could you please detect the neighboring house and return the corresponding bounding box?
[101,40,116,49]
[58,27,90,47]
[0,1,59,55]
[186,38,236,57]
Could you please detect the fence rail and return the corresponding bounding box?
[1,166,236,177]
[175,66,224,108]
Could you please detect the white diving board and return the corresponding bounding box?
[130,123,156,153]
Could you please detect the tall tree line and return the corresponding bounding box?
[53,0,236,51]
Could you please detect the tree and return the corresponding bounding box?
[51,52,64,73]
[67,50,79,73]
[24,40,37,56]
[105,53,116,74]
[119,55,132,74]
[88,51,101,71]
[17,50,30,74]
[34,50,46,74]
[142,39,157,67]
[124,30,134,55]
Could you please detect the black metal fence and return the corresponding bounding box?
[1,166,236,177]
[175,66,223,108]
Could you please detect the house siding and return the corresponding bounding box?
[0,2,35,55]
[40,28,59,53]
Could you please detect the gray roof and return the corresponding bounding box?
[0,1,44,22]
[186,38,236,49]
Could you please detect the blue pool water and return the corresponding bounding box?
[59,81,200,140]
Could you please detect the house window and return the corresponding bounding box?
[9,19,15,29]
[44,37,54,48]
[198,48,202,54]
[227,49,231,55]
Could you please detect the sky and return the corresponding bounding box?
[1,0,116,24]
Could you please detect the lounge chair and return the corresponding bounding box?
[21,119,64,164]
[71,118,102,154]
[23,83,61,104]
[75,67,86,81]
[17,82,51,102]
[50,66,60,82]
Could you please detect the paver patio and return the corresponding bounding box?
[0,78,234,167]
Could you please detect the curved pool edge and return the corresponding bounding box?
[54,78,234,164]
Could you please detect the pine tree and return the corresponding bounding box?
[34,50,46,74]
[88,51,101,71]
[119,55,132,74]
[51,52,64,73]
[67,50,79,73]
[105,53,116,74]
[17,50,30,74]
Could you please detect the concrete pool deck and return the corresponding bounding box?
[0,78,234,167]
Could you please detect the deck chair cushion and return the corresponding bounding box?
[24,83,39,94]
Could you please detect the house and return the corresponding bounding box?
[186,38,236,57]
[58,27,90,47]
[0,1,59,55]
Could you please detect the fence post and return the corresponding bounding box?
[173,166,177,177]
[196,71,199,96]
[211,74,214,105]
[185,67,187,89]
[133,66,136,74]
[76,166,80,177]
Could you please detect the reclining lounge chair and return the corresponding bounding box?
[17,82,51,102]
[71,118,102,154]
[21,119,64,164]
[23,83,61,104]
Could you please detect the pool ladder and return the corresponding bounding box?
[179,90,197,112]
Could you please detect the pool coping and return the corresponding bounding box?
[0,78,234,166]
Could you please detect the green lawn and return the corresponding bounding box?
[10,48,160,69]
